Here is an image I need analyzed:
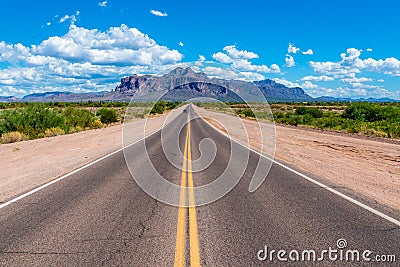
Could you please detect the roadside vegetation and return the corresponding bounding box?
[150,101,180,114]
[196,101,400,139]
[0,102,125,143]
[2,101,399,143]
[0,101,182,144]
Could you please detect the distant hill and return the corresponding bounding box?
[314,96,400,103]
[22,91,73,100]
[0,91,107,102]
[0,96,19,102]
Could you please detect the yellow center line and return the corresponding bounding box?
[174,111,201,267]
[187,120,201,267]
[174,125,188,267]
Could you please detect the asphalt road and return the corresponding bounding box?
[1,105,399,266]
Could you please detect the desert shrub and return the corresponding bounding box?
[166,101,179,110]
[295,106,323,118]
[96,108,118,124]
[45,127,65,137]
[90,120,104,129]
[243,109,255,118]
[388,122,400,138]
[0,131,28,143]
[235,108,255,118]
[62,107,95,128]
[279,115,303,126]
[274,112,285,119]
[342,103,380,122]
[69,126,83,133]
[302,114,314,124]
[150,101,167,114]
[0,104,66,138]
[313,115,344,129]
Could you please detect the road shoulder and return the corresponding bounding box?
[194,106,400,215]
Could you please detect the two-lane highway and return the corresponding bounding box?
[174,112,201,267]
[0,105,399,266]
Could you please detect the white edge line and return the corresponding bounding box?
[0,129,158,210]
[198,110,400,227]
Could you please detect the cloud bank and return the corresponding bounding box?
[0,25,182,96]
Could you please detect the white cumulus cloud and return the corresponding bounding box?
[301,75,334,82]
[98,1,107,7]
[31,24,182,65]
[301,81,318,89]
[273,78,300,88]
[212,45,280,76]
[288,43,300,54]
[284,55,295,67]
[150,10,168,17]
[59,11,79,25]
[241,71,265,81]
[59,15,70,23]
[311,48,400,77]
[341,77,373,83]
[212,52,232,64]
[223,45,258,59]
[302,49,314,55]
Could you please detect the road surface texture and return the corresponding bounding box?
[1,105,399,266]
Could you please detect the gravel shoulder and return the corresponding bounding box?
[0,110,179,203]
[195,107,400,213]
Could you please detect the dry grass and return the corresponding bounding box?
[0,131,28,144]
[45,127,65,137]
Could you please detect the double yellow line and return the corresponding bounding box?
[174,114,201,267]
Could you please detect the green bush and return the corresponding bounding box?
[388,122,400,138]
[96,108,118,124]
[342,102,380,122]
[150,101,167,114]
[0,104,66,138]
[62,107,95,129]
[235,108,255,118]
[295,106,323,118]
[166,102,179,110]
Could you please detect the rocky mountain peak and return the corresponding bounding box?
[112,67,312,101]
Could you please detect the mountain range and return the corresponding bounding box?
[0,67,398,102]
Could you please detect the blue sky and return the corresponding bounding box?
[1,0,400,99]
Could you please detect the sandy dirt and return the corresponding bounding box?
[0,109,181,203]
[196,107,400,212]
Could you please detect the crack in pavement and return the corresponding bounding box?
[138,198,159,239]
